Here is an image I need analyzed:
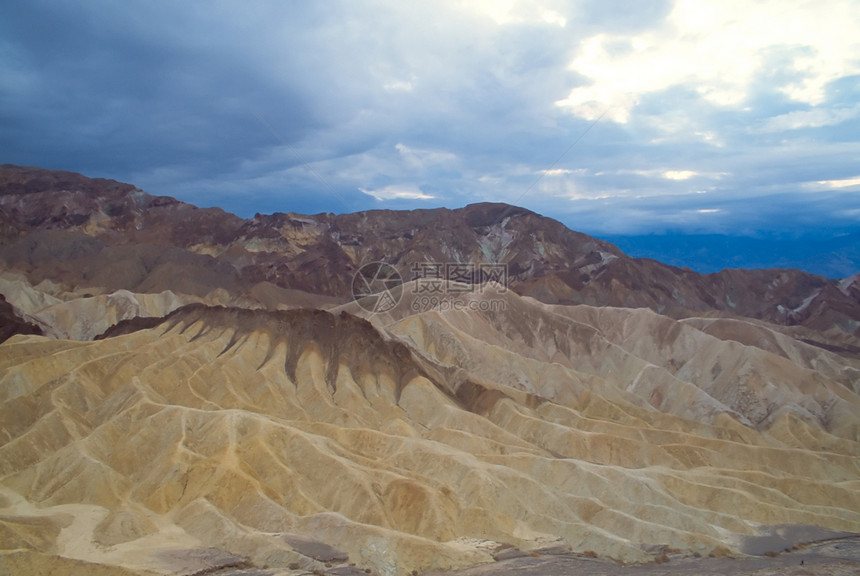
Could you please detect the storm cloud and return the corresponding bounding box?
[2,0,859,237]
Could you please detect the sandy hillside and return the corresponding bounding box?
[1,286,858,575]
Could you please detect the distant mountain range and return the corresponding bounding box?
[1,164,858,340]
[605,232,860,280]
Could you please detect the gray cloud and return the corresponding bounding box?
[1,0,858,240]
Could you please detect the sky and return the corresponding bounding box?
[2,0,860,242]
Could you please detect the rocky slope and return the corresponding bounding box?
[0,293,41,343]
[1,290,859,575]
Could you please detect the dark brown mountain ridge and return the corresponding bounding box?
[1,164,858,340]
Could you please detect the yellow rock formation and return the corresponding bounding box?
[1,291,858,575]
